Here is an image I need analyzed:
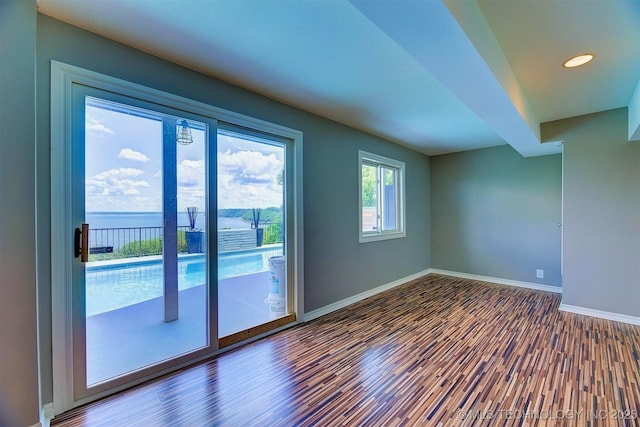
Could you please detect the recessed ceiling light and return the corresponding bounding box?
[563,54,594,68]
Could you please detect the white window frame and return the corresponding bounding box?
[358,150,406,243]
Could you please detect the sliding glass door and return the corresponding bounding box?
[64,78,298,404]
[216,126,296,346]
[71,85,216,399]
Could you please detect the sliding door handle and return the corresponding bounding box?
[74,223,89,263]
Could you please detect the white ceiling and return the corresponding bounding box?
[37,0,640,157]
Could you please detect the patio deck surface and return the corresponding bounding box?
[87,271,275,385]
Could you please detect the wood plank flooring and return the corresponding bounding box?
[52,274,640,426]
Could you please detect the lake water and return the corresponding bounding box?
[86,212,248,230]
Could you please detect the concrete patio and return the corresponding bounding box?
[86,271,281,385]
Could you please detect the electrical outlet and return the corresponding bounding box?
[536,269,544,279]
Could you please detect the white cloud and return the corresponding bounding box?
[93,167,144,180]
[86,167,156,211]
[122,188,141,196]
[85,144,285,211]
[118,148,149,163]
[217,149,284,208]
[177,159,205,210]
[218,150,282,184]
[85,114,114,135]
[177,159,204,187]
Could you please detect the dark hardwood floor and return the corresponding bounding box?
[52,274,640,426]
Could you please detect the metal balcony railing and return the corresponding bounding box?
[88,223,283,261]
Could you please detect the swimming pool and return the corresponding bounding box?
[86,247,282,315]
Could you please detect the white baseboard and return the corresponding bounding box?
[427,269,563,294]
[304,269,431,321]
[430,270,640,326]
[302,267,640,328]
[559,303,640,326]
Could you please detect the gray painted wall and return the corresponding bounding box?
[430,145,562,287]
[0,1,41,425]
[35,15,431,405]
[544,108,640,317]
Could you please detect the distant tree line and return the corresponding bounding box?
[218,207,282,224]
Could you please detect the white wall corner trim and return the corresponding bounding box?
[427,269,563,294]
[559,303,640,326]
[628,78,640,142]
[304,269,431,321]
[39,403,54,427]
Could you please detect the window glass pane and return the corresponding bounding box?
[217,130,287,337]
[358,150,405,243]
[381,167,397,231]
[361,163,378,232]
[83,96,208,386]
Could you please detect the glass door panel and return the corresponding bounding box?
[74,88,212,396]
[216,128,289,341]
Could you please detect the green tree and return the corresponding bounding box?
[116,231,189,257]
[361,164,377,207]
[89,231,189,261]
[240,207,282,224]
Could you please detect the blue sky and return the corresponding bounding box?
[85,100,284,212]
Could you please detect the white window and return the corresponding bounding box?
[359,150,405,243]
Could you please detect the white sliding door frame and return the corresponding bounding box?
[50,61,304,414]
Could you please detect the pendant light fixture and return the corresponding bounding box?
[177,119,193,145]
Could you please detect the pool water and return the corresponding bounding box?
[86,251,279,316]
[218,253,265,280]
